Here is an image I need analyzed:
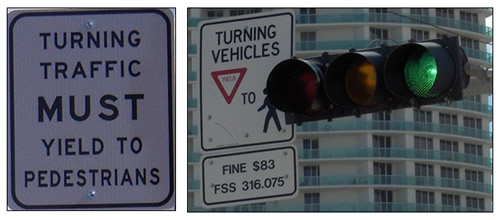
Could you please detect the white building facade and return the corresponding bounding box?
[188,8,493,211]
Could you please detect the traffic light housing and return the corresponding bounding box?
[266,36,469,124]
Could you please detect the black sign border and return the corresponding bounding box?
[201,146,298,206]
[8,9,174,210]
[198,12,296,152]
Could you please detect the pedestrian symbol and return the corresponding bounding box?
[258,89,282,133]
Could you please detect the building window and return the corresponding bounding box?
[436,33,449,39]
[415,136,433,158]
[414,109,432,131]
[369,8,388,22]
[234,202,266,211]
[465,170,484,191]
[374,162,392,184]
[374,162,392,175]
[411,29,430,41]
[464,116,483,138]
[304,193,320,211]
[414,109,432,123]
[410,8,429,16]
[441,166,459,179]
[439,113,458,134]
[464,95,481,103]
[369,8,388,13]
[465,170,484,182]
[464,143,483,156]
[303,138,319,159]
[373,111,391,121]
[416,190,435,211]
[373,135,391,148]
[441,166,460,188]
[415,163,434,185]
[229,9,262,17]
[439,112,457,125]
[374,189,393,211]
[299,8,316,23]
[439,139,458,152]
[207,10,223,18]
[436,8,455,19]
[415,136,433,150]
[466,196,485,211]
[460,11,479,24]
[370,27,389,40]
[303,165,320,186]
[440,139,458,161]
[442,193,460,211]
[300,32,316,51]
[415,163,434,177]
[373,135,391,157]
[300,8,317,14]
[460,37,480,50]
[464,116,482,129]
[459,11,479,32]
[373,112,390,129]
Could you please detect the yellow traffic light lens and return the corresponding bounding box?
[345,60,377,106]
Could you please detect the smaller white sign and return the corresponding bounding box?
[201,146,297,208]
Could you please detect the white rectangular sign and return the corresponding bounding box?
[199,10,295,151]
[201,146,297,208]
[8,9,174,209]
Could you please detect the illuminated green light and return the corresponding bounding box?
[404,50,438,98]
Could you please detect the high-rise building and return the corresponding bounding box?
[188,8,492,211]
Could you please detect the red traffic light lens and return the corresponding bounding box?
[266,59,325,115]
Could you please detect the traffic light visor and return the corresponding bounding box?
[266,59,325,115]
[325,52,387,107]
[384,42,455,100]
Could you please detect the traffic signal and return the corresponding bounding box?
[266,36,469,124]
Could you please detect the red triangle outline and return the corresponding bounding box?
[211,68,247,104]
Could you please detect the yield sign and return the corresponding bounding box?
[211,68,247,104]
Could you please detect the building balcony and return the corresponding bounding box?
[461,47,493,63]
[188,13,492,37]
[188,152,201,163]
[188,178,200,191]
[188,121,491,141]
[295,40,398,51]
[189,175,492,194]
[188,17,207,28]
[188,147,492,168]
[434,100,492,115]
[296,41,492,64]
[188,44,197,55]
[188,98,198,109]
[188,71,197,82]
[187,42,492,64]
[299,175,492,194]
[295,13,492,37]
[188,125,198,136]
[186,99,491,115]
[297,121,492,141]
[189,202,487,212]
[299,148,492,168]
